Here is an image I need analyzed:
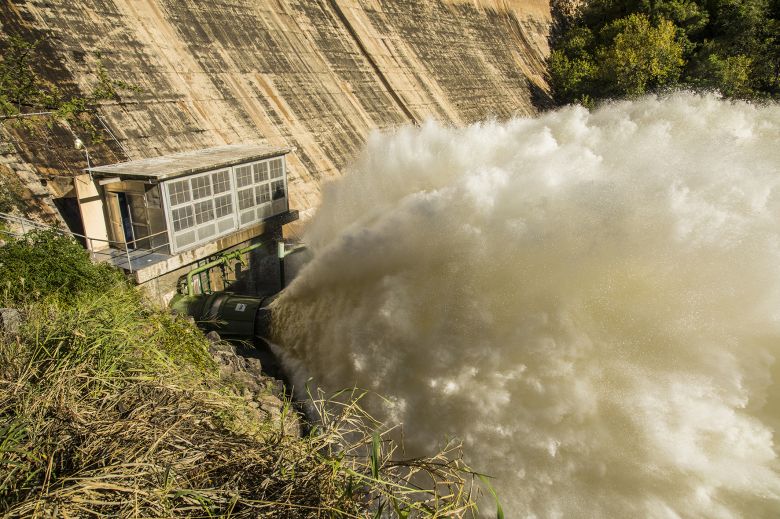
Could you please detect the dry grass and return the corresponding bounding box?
[0,239,479,517]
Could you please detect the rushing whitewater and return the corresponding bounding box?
[274,93,780,518]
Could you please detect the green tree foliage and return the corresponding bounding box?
[598,14,684,95]
[550,0,780,104]
[549,27,599,105]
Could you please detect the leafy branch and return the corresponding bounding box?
[0,36,140,139]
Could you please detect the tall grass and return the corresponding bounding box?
[0,233,478,517]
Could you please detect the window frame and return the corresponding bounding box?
[162,155,289,254]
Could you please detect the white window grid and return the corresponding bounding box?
[254,161,269,183]
[172,206,194,232]
[214,193,233,218]
[162,157,288,253]
[256,183,271,204]
[235,164,253,188]
[235,157,287,228]
[212,170,231,194]
[191,176,212,199]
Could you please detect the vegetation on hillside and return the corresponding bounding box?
[0,231,125,304]
[549,0,780,105]
[0,232,478,517]
[0,165,26,215]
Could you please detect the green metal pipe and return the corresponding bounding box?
[171,239,307,342]
[185,241,265,296]
[170,291,277,341]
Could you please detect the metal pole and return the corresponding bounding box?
[278,240,286,290]
[84,147,92,172]
[125,246,133,273]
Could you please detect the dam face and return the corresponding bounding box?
[0,0,550,223]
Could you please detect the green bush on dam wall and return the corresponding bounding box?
[0,233,478,517]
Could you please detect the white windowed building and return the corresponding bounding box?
[160,153,289,253]
[74,143,298,297]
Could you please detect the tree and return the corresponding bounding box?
[549,27,599,104]
[548,0,779,104]
[598,14,685,96]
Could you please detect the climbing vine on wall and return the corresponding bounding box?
[0,35,139,139]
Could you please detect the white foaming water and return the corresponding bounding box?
[274,93,780,518]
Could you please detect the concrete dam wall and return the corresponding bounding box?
[1,0,551,226]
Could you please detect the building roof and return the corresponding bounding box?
[87,143,293,181]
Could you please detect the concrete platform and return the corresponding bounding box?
[103,248,172,271]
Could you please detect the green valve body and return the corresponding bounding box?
[171,292,276,341]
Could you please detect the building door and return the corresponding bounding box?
[109,193,135,250]
[106,193,126,251]
[127,193,151,250]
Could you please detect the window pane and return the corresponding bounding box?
[198,223,216,240]
[269,158,283,179]
[194,200,215,224]
[214,193,233,218]
[255,183,271,204]
[212,170,231,194]
[240,210,255,225]
[271,180,285,200]
[236,165,253,188]
[168,180,191,206]
[238,188,254,210]
[172,206,194,231]
[175,230,196,249]
[191,176,212,199]
[254,162,269,182]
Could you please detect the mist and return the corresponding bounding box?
[274,93,780,517]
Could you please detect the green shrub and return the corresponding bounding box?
[0,230,128,306]
[597,14,684,96]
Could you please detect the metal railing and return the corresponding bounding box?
[0,212,171,274]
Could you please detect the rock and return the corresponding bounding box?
[0,308,21,335]
[205,331,221,343]
[206,337,300,436]
[208,341,236,356]
[245,357,262,375]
